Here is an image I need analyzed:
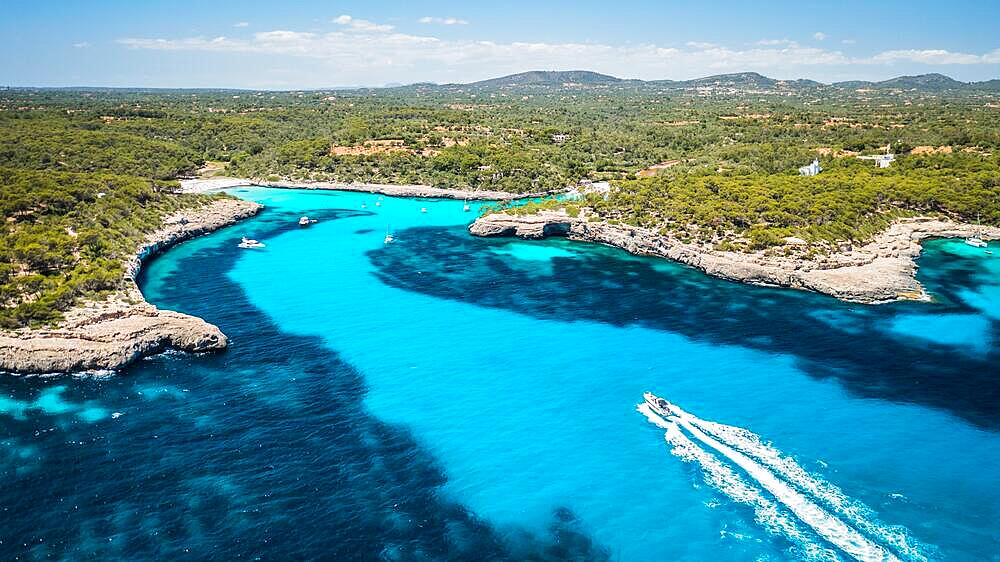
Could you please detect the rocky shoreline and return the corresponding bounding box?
[469,211,999,303]
[0,197,263,374]
[178,176,553,200]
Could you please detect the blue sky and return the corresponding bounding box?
[3,0,999,88]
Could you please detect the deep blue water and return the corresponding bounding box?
[1,187,998,561]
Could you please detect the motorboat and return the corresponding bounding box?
[643,392,680,418]
[420,207,428,213]
[238,237,265,249]
[375,201,381,207]
[298,216,317,226]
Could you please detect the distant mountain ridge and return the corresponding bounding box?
[425,70,1000,92]
[467,70,625,87]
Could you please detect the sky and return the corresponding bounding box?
[3,0,999,89]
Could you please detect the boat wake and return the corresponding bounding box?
[637,396,932,562]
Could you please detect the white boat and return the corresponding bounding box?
[965,235,987,248]
[420,207,428,213]
[298,216,314,226]
[361,203,367,209]
[238,237,265,249]
[463,199,471,212]
[383,233,394,244]
[375,201,381,207]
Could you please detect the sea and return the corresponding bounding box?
[1,187,997,561]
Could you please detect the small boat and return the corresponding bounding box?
[383,233,394,244]
[420,207,428,213]
[375,201,381,207]
[463,199,471,212]
[965,235,987,248]
[238,237,265,249]
[298,216,315,227]
[361,203,367,209]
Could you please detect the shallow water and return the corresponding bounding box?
[1,187,997,560]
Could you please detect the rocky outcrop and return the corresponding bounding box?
[0,197,262,374]
[470,211,999,304]
[178,176,555,201]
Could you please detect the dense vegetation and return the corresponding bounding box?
[592,154,1000,250]
[0,168,214,327]
[1,74,998,325]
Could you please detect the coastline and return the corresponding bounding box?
[0,197,263,374]
[469,211,999,303]
[178,176,556,200]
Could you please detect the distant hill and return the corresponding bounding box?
[390,70,999,94]
[876,73,965,91]
[673,72,777,89]
[833,73,995,92]
[468,70,624,88]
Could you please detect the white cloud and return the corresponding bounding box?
[116,27,1000,86]
[72,42,91,48]
[867,48,1000,65]
[419,16,469,25]
[755,39,798,47]
[841,39,856,45]
[234,22,249,28]
[333,15,394,33]
[813,32,827,41]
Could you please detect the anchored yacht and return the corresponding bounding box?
[238,237,265,249]
[298,216,317,227]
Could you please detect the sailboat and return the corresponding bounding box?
[463,199,471,212]
[383,225,394,244]
[966,214,988,248]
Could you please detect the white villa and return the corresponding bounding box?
[798,159,822,176]
[857,145,896,168]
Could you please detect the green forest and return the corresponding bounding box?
[1,81,999,326]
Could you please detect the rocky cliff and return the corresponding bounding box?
[0,197,262,374]
[469,211,999,303]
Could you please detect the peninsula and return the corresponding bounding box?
[470,211,998,303]
[0,197,261,373]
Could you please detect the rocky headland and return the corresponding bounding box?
[0,197,262,374]
[179,176,554,200]
[469,211,999,303]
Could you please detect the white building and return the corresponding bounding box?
[875,154,895,168]
[798,159,822,176]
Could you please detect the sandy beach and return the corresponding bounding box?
[179,177,556,200]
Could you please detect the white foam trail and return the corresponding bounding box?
[688,416,929,562]
[672,415,898,562]
[639,405,839,562]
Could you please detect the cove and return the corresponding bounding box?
[1,187,997,560]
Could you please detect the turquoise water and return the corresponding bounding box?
[2,187,998,560]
